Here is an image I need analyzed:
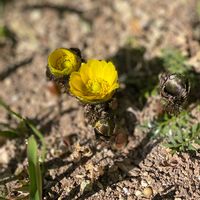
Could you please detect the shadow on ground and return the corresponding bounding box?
[66,135,161,200]
[0,56,33,81]
[43,46,167,199]
[0,99,78,185]
[1,44,200,199]
[23,3,93,25]
[56,45,200,199]
[109,45,164,110]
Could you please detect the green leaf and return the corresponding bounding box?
[176,131,183,143]
[26,121,46,162]
[188,144,196,151]
[195,139,200,145]
[0,130,19,138]
[27,135,42,200]
[0,122,12,129]
[192,123,200,134]
[0,98,22,120]
[0,197,8,200]
[168,135,177,146]
[161,48,189,74]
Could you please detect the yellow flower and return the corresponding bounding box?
[48,48,81,77]
[69,59,119,103]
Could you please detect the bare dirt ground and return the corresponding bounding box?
[1,0,200,199]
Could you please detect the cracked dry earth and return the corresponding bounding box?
[1,0,200,199]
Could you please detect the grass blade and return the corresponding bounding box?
[0,98,22,120]
[0,130,19,138]
[26,122,46,162]
[27,135,42,200]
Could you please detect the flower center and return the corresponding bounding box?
[56,55,71,71]
[86,79,109,95]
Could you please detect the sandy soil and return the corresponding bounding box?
[1,0,200,199]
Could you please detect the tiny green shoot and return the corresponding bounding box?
[0,98,46,199]
[161,48,189,74]
[27,135,42,200]
[0,98,46,160]
[142,111,200,153]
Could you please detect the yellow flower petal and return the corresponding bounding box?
[80,62,90,84]
[108,82,119,93]
[69,72,87,93]
[69,59,119,103]
[102,62,118,85]
[88,60,106,80]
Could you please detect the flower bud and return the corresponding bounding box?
[48,48,81,78]
[94,119,115,138]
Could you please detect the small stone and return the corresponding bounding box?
[50,148,55,156]
[123,187,130,195]
[75,174,85,179]
[30,10,41,21]
[143,187,153,198]
[145,159,153,167]
[128,168,140,176]
[112,128,128,150]
[60,177,68,188]
[46,81,60,96]
[141,180,148,187]
[119,196,125,200]
[127,196,134,200]
[135,190,142,197]
[143,171,148,176]
[4,78,11,86]
[0,147,9,164]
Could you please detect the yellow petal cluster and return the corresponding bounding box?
[48,48,81,77]
[69,59,119,103]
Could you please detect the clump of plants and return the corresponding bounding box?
[144,109,200,153]
[141,48,200,153]
[46,47,200,155]
[161,48,189,74]
[46,48,128,148]
[0,99,45,199]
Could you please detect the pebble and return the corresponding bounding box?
[0,147,9,164]
[143,187,153,198]
[4,78,11,86]
[30,10,42,21]
[128,168,140,176]
[135,190,142,197]
[119,195,125,200]
[123,187,130,195]
[141,180,148,187]
[143,171,149,176]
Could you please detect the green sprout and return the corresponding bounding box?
[0,98,46,160]
[27,135,43,200]
[0,98,46,199]
[197,0,200,18]
[142,110,200,153]
[0,26,8,38]
[161,48,190,74]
